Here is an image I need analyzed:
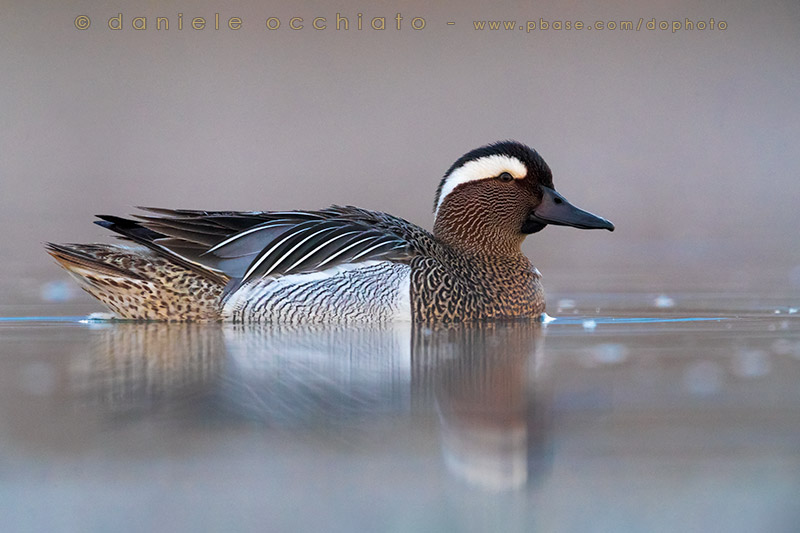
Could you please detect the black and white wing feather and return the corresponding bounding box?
[95,205,431,294]
[224,219,409,283]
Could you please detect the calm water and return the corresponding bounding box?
[1,294,800,532]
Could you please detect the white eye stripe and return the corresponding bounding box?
[435,154,526,217]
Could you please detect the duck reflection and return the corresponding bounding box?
[415,322,550,490]
[78,319,550,490]
[75,322,226,413]
[220,323,413,423]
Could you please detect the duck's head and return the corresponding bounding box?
[433,141,614,255]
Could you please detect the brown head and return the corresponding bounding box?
[432,141,614,256]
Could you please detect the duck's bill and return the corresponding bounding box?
[523,186,615,234]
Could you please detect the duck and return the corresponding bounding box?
[46,141,614,323]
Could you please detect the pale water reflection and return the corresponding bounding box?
[1,303,799,531]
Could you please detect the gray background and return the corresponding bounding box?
[2,0,799,306]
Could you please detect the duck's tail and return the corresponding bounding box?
[45,242,225,321]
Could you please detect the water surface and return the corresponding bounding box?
[1,295,799,532]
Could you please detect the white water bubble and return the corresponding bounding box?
[86,312,115,320]
[40,280,75,302]
[771,339,793,356]
[653,294,675,308]
[556,299,575,311]
[683,360,724,396]
[732,349,771,378]
[590,343,629,365]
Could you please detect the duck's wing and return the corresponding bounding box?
[96,205,431,289]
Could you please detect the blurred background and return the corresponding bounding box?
[2,4,800,531]
[2,0,799,311]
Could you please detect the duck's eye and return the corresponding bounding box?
[497,172,514,182]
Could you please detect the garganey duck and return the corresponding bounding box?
[46,141,614,322]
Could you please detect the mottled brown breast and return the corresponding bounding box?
[409,250,544,322]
